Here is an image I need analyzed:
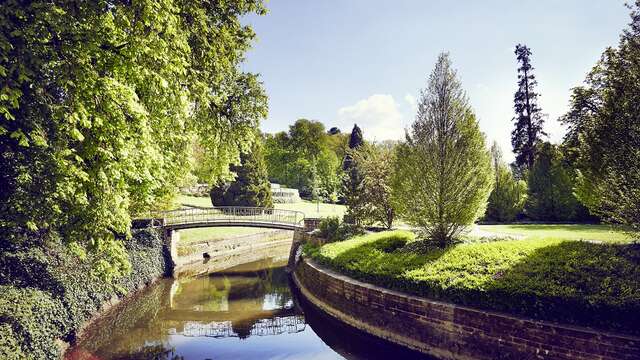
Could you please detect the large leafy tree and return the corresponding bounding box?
[263,119,340,199]
[210,137,273,208]
[485,142,527,222]
[0,0,268,278]
[392,53,493,247]
[561,1,640,232]
[511,44,546,174]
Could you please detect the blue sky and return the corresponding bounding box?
[242,1,630,160]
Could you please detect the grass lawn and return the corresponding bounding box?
[305,230,640,335]
[476,224,633,243]
[177,195,346,218]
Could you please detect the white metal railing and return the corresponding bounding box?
[141,207,305,229]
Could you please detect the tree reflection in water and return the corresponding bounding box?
[68,257,428,360]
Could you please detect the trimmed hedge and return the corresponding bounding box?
[305,230,640,335]
[0,228,169,359]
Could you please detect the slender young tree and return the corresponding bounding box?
[392,53,493,247]
[512,44,546,174]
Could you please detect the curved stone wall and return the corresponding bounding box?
[292,257,640,360]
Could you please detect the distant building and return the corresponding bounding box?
[270,183,301,203]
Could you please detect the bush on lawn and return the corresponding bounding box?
[305,231,640,335]
[317,216,364,242]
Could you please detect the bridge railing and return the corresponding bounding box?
[143,207,305,228]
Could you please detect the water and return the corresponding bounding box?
[67,256,429,360]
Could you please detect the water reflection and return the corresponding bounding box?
[68,256,429,360]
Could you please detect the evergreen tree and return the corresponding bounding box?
[392,53,493,247]
[348,124,364,149]
[511,44,546,174]
[210,139,273,208]
[342,124,366,224]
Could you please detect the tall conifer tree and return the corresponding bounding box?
[511,44,546,173]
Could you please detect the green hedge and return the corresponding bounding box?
[0,228,169,359]
[305,230,640,335]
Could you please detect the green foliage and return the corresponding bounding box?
[317,216,364,242]
[0,323,24,360]
[0,0,267,278]
[342,124,367,225]
[511,44,547,172]
[561,2,640,232]
[346,143,396,228]
[525,142,581,221]
[0,286,67,359]
[485,142,527,222]
[392,53,493,246]
[306,231,640,334]
[0,228,168,358]
[264,119,341,199]
[210,137,273,207]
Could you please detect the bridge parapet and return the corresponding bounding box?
[142,206,305,231]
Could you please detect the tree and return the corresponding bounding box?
[0,0,267,279]
[561,1,640,231]
[485,142,527,222]
[392,53,493,247]
[511,44,547,174]
[210,138,273,207]
[525,142,580,221]
[342,124,367,224]
[263,119,340,199]
[350,144,396,228]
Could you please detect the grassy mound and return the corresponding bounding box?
[305,230,640,335]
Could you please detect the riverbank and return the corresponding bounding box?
[303,230,640,335]
[0,228,171,359]
[293,256,640,359]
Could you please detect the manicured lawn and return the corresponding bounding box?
[177,195,346,218]
[476,224,633,243]
[305,230,640,334]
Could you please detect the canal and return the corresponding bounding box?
[67,256,429,359]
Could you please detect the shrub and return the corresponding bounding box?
[0,227,169,358]
[318,216,341,240]
[0,286,68,359]
[317,216,364,242]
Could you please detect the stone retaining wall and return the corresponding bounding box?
[293,257,640,360]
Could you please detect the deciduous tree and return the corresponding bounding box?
[561,1,640,231]
[485,142,527,222]
[0,0,268,278]
[210,138,273,207]
[392,53,493,247]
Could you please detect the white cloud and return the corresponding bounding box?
[336,94,409,141]
[404,93,417,109]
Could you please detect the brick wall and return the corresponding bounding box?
[293,258,640,360]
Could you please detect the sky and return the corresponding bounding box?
[242,1,631,161]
